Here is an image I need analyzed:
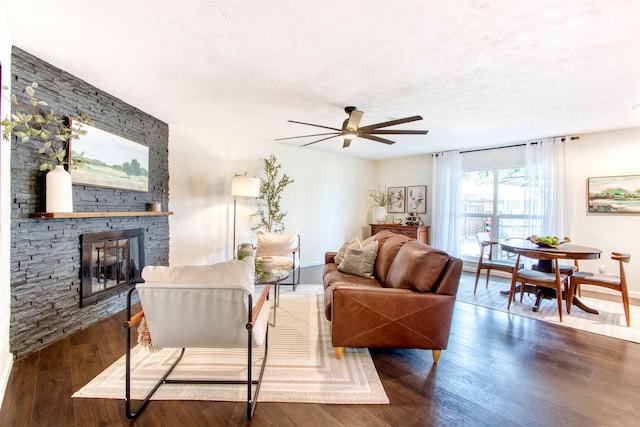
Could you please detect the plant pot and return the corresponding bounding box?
[46,165,73,213]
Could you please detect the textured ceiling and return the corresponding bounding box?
[2,0,639,160]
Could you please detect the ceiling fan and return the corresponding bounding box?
[276,106,429,148]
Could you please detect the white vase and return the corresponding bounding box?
[373,206,387,223]
[46,165,73,213]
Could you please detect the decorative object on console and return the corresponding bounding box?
[368,186,390,223]
[404,212,422,226]
[407,185,426,214]
[388,186,405,213]
[232,172,261,257]
[251,154,294,233]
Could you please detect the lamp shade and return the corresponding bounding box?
[232,176,260,197]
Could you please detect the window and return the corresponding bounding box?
[459,167,540,260]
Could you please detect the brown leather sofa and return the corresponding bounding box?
[323,230,463,362]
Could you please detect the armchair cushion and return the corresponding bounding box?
[255,230,299,257]
[137,257,269,348]
[141,257,255,293]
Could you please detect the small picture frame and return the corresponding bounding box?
[388,186,406,213]
[407,185,427,214]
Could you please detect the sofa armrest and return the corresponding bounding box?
[325,251,337,264]
[330,286,456,350]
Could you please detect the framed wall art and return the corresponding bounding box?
[407,185,427,214]
[69,122,149,192]
[388,186,405,213]
[587,175,640,213]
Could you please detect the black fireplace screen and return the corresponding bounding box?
[80,228,145,307]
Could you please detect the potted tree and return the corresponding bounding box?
[2,82,92,212]
[251,154,294,233]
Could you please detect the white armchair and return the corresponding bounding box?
[255,230,301,290]
[123,257,271,420]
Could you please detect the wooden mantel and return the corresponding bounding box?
[31,211,174,219]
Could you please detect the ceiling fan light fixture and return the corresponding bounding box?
[343,131,357,141]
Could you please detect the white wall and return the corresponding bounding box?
[168,124,376,267]
[571,128,640,297]
[0,3,14,405]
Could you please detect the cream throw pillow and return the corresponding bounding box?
[338,240,378,279]
[334,237,361,265]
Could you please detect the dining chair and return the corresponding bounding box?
[508,249,569,321]
[474,232,522,294]
[568,252,631,326]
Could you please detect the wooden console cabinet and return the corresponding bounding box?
[370,224,430,245]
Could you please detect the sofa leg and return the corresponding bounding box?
[432,349,441,363]
[335,347,344,360]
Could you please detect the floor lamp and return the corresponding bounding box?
[231,172,261,258]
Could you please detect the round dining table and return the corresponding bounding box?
[499,239,602,314]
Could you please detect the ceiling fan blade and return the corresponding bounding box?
[358,115,424,131]
[358,134,396,145]
[364,129,429,135]
[301,134,341,147]
[345,109,363,132]
[275,132,339,141]
[288,120,341,132]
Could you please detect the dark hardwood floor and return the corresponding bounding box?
[2,267,639,426]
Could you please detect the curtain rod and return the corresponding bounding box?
[459,136,580,155]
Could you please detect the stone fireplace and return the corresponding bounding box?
[80,229,145,307]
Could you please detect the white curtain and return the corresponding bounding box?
[431,150,462,255]
[523,137,576,239]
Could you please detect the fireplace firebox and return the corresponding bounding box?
[80,229,145,307]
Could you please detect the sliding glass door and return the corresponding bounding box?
[459,167,538,261]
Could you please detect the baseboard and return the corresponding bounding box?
[0,351,13,409]
[300,261,324,268]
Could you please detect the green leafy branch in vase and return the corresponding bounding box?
[1,82,93,171]
[252,154,294,233]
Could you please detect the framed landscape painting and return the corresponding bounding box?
[587,175,640,213]
[407,185,427,214]
[69,122,149,192]
[388,186,405,213]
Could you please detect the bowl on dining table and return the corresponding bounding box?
[528,235,571,248]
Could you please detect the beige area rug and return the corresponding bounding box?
[72,285,389,404]
[457,272,640,343]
